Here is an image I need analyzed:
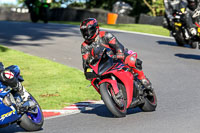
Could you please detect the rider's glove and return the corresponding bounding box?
[189,28,197,36]
[116,52,125,60]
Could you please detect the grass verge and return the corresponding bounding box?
[51,21,170,37]
[0,45,100,109]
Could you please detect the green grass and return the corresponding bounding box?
[51,21,170,37]
[0,45,100,109]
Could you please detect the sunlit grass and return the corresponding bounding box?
[0,45,100,109]
[51,21,170,37]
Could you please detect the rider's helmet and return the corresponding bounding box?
[187,0,198,11]
[80,18,99,43]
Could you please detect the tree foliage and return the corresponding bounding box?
[17,0,164,16]
[85,0,164,17]
[143,0,165,16]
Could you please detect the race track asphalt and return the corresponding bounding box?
[0,21,200,133]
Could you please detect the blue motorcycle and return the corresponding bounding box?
[0,65,44,131]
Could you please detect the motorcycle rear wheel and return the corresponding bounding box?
[30,12,39,23]
[139,89,157,112]
[18,94,44,131]
[41,7,49,24]
[190,41,198,49]
[100,82,127,118]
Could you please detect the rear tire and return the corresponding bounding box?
[30,12,39,23]
[100,82,127,117]
[41,7,49,24]
[18,94,44,131]
[140,89,157,112]
[190,41,198,49]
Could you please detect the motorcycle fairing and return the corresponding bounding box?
[89,49,134,108]
[0,103,19,125]
[101,69,134,108]
[99,79,119,95]
[89,49,116,75]
[91,78,100,94]
[0,88,20,125]
[0,65,22,125]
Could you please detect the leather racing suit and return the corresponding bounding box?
[81,31,148,83]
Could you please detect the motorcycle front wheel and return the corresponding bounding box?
[18,94,44,131]
[100,82,127,117]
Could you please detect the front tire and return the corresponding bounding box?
[18,94,44,131]
[100,82,127,117]
[174,33,185,46]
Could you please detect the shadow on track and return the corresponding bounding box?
[157,40,191,48]
[0,21,80,47]
[82,104,142,118]
[0,123,44,133]
[175,53,200,60]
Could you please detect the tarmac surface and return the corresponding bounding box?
[0,21,200,133]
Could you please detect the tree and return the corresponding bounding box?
[17,0,70,8]
[143,0,165,16]
[143,0,156,16]
[85,0,150,18]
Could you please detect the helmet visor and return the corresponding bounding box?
[81,25,97,40]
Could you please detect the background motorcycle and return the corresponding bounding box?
[28,0,52,23]
[85,48,157,117]
[0,65,44,131]
[171,10,198,48]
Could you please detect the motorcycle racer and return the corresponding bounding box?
[184,0,200,36]
[0,62,30,111]
[80,18,151,89]
[163,0,183,30]
[25,0,35,12]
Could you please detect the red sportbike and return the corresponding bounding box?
[85,48,157,117]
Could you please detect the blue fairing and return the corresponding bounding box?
[0,65,22,125]
[0,101,20,125]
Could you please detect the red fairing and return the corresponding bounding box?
[99,79,119,95]
[89,62,99,74]
[102,69,134,108]
[91,78,100,94]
